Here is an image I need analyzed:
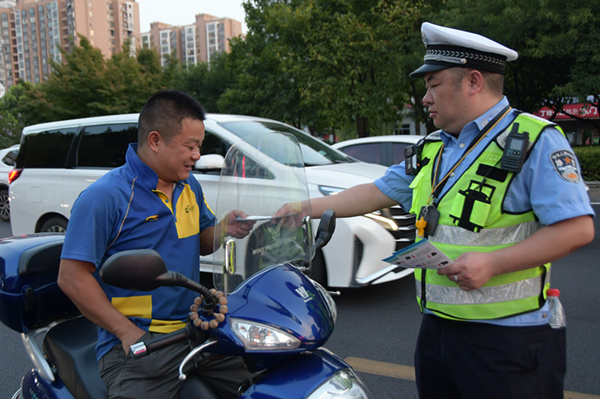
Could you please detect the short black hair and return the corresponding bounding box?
[138,90,206,145]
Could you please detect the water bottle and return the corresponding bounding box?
[546,288,566,329]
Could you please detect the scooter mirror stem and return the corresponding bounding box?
[313,210,336,251]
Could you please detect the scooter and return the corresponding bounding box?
[0,132,373,398]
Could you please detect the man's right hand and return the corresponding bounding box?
[120,326,148,355]
[58,258,150,356]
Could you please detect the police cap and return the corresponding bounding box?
[410,22,518,78]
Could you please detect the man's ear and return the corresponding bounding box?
[147,131,161,152]
[467,70,484,94]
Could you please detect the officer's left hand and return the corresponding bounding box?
[437,252,496,291]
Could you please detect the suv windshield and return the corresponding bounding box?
[219,121,350,166]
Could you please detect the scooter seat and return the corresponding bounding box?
[43,316,107,399]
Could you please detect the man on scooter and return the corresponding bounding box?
[58,90,254,399]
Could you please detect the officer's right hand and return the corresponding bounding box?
[273,201,308,229]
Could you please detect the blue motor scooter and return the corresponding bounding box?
[1,132,373,398]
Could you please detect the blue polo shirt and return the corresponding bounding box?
[61,144,216,359]
[375,97,594,326]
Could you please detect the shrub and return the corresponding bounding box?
[573,146,600,181]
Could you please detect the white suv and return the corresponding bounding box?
[10,114,415,288]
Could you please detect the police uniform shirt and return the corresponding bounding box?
[374,97,595,326]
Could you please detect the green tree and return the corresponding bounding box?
[170,52,233,113]
[431,0,600,127]
[100,41,165,114]
[221,0,426,137]
[218,0,307,128]
[0,80,53,128]
[42,35,109,119]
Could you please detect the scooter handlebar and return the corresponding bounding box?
[129,326,192,359]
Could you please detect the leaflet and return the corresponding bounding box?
[383,239,453,269]
[236,213,300,221]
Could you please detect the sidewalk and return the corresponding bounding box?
[587,181,600,203]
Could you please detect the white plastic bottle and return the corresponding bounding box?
[546,288,566,329]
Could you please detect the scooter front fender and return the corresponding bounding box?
[239,348,363,399]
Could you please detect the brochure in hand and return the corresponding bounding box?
[383,239,454,269]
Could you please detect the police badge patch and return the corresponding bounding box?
[550,150,581,183]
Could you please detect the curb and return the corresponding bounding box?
[586,181,600,203]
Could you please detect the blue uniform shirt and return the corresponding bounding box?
[61,144,217,359]
[375,97,594,326]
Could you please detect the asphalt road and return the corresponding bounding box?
[1,206,599,398]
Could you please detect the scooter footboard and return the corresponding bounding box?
[21,368,75,399]
[239,348,371,399]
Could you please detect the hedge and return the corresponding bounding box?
[574,146,600,181]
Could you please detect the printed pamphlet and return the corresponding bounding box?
[383,239,454,269]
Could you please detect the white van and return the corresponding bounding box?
[10,114,415,288]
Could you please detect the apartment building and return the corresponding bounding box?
[141,14,242,67]
[0,1,241,94]
[0,2,17,93]
[0,0,139,91]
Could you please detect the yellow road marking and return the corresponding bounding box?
[346,357,600,399]
[346,357,415,381]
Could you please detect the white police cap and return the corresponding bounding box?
[410,22,518,78]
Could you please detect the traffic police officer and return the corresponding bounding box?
[276,22,595,399]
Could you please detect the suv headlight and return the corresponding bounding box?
[318,185,344,197]
[230,318,301,351]
[364,210,399,231]
[307,369,372,398]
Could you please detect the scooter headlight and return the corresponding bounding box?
[307,369,372,398]
[230,318,301,351]
[313,279,337,323]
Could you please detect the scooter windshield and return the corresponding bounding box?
[212,132,312,294]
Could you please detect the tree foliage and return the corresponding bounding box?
[218,1,306,127]
[221,0,427,137]
[0,35,167,134]
[170,52,233,113]
[41,36,166,119]
[0,0,599,147]
[432,0,600,131]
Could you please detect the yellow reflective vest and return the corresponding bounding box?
[410,113,561,320]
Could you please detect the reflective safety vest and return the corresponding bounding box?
[409,113,561,320]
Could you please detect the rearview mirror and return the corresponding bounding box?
[100,249,168,291]
[314,209,336,250]
[195,154,225,170]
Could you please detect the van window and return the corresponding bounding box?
[77,123,137,167]
[201,130,229,158]
[17,128,78,168]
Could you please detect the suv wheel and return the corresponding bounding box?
[40,217,68,233]
[0,188,9,222]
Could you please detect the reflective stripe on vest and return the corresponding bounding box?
[429,220,541,247]
[415,273,544,305]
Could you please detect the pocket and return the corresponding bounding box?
[450,183,492,232]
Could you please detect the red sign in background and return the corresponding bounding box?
[535,103,599,120]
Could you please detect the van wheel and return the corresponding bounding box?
[39,217,68,233]
[309,249,328,288]
[0,188,9,222]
